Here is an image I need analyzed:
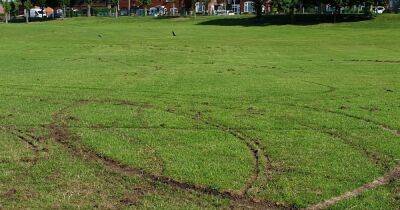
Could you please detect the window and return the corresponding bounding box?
[244,1,254,13]
[232,4,240,13]
[170,7,178,15]
[195,2,205,13]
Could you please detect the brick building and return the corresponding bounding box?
[73,0,270,15]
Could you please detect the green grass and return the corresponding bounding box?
[0,14,399,208]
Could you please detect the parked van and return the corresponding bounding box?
[30,8,47,18]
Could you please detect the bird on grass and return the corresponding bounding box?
[172,31,176,37]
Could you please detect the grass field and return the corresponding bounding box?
[0,14,399,209]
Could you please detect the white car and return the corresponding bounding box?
[375,6,385,14]
[30,8,47,18]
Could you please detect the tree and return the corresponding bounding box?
[137,0,151,16]
[183,0,191,14]
[106,0,111,16]
[111,0,119,18]
[254,0,264,17]
[273,0,299,21]
[24,0,32,23]
[85,0,93,16]
[1,0,12,23]
[58,0,70,18]
[12,0,21,19]
[191,0,196,16]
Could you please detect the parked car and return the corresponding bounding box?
[375,6,385,14]
[30,8,47,18]
[55,9,63,17]
[149,6,166,16]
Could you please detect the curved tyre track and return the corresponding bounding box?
[277,103,400,209]
[298,122,393,170]
[49,100,291,209]
[48,99,400,209]
[189,111,263,196]
[276,102,400,136]
[306,165,400,210]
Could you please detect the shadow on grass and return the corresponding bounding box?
[156,16,186,19]
[8,17,60,23]
[197,14,373,26]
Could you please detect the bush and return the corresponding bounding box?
[95,7,111,16]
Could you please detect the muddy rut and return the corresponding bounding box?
[276,103,400,209]
[4,97,399,209]
[0,125,46,164]
[48,99,291,209]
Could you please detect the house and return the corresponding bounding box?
[71,0,183,15]
[72,0,270,16]
[0,5,4,14]
[203,0,272,14]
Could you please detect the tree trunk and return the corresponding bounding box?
[333,6,340,23]
[25,9,29,23]
[115,6,118,18]
[5,13,8,24]
[290,7,295,24]
[144,6,147,16]
[87,4,91,17]
[173,3,175,16]
[319,3,323,14]
[63,6,66,19]
[128,0,131,16]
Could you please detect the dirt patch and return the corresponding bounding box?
[1,126,48,165]
[0,114,13,120]
[339,105,350,110]
[360,106,381,112]
[0,159,11,164]
[2,188,17,198]
[247,106,265,116]
[307,165,400,210]
[381,125,400,137]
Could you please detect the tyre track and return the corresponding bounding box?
[178,110,264,196]
[276,102,400,136]
[49,100,291,209]
[306,165,400,210]
[0,126,45,164]
[297,122,393,170]
[75,99,263,197]
[272,103,400,209]
[301,81,337,94]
